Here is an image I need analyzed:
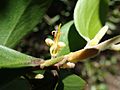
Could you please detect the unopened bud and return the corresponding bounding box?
[62,62,75,69]
[58,42,66,48]
[45,38,54,46]
[35,74,44,79]
[66,62,75,68]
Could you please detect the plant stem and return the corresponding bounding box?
[40,35,120,68]
[40,56,63,68]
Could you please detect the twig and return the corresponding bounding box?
[39,35,120,69]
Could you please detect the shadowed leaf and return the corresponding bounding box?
[58,21,86,56]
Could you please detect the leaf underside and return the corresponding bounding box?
[0,45,40,68]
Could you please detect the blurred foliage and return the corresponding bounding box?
[107,0,120,35]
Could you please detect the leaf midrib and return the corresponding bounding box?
[3,0,32,46]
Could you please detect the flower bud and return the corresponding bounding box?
[35,74,44,79]
[58,42,66,48]
[45,38,54,46]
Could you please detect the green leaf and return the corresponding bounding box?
[0,0,31,45]
[58,21,86,56]
[0,0,52,48]
[55,70,86,90]
[63,75,86,90]
[59,74,86,90]
[0,45,40,68]
[74,0,108,41]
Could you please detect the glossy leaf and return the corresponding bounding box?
[63,75,86,90]
[74,0,108,41]
[0,45,40,68]
[58,21,86,56]
[55,69,86,90]
[0,0,52,48]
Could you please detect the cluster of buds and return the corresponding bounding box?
[45,24,66,58]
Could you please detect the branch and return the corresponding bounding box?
[40,56,64,68]
[39,35,120,69]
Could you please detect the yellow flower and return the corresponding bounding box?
[45,24,66,58]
